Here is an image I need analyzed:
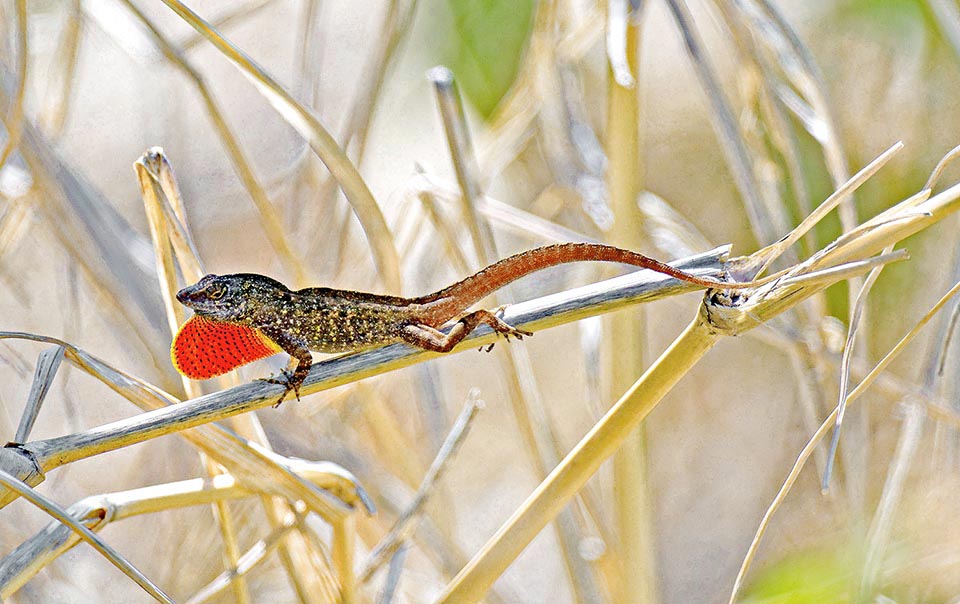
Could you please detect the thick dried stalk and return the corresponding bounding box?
[433,310,723,603]
[605,3,658,603]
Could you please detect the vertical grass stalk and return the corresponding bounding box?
[605,3,659,603]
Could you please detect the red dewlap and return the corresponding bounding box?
[171,315,282,380]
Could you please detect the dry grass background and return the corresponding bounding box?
[1,1,960,603]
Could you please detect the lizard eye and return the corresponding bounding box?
[207,285,226,300]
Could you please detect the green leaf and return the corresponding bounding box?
[741,548,854,604]
[443,0,536,118]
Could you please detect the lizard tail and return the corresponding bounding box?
[414,243,739,323]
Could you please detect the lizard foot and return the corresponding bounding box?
[480,307,533,352]
[257,369,302,407]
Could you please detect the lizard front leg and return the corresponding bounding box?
[257,330,313,406]
[401,309,532,353]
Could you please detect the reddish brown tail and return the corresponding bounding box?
[415,243,746,318]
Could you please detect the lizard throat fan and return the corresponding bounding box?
[171,315,282,380]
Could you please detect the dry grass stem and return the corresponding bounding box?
[0,462,364,598]
[13,345,64,444]
[361,392,483,582]
[664,0,774,246]
[750,141,903,277]
[0,470,174,604]
[605,6,657,602]
[185,521,298,604]
[822,243,893,491]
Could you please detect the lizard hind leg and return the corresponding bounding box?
[402,309,533,354]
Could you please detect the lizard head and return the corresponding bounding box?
[176,273,286,321]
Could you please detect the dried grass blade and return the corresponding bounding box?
[0,469,175,604]
[117,0,308,285]
[774,251,907,290]
[858,401,925,599]
[157,0,401,291]
[136,157,185,338]
[748,141,903,276]
[663,0,774,246]
[139,148,204,277]
[414,188,473,275]
[428,67,495,265]
[738,0,855,229]
[178,0,280,52]
[414,174,596,244]
[39,0,82,135]
[822,246,892,492]
[924,142,960,191]
[0,497,111,598]
[0,460,368,598]
[0,191,32,261]
[185,521,297,604]
[375,544,408,604]
[637,192,713,258]
[362,392,483,581]
[13,346,65,444]
[606,0,637,87]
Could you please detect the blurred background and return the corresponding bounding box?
[1,0,960,602]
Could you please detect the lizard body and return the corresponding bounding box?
[173,243,760,404]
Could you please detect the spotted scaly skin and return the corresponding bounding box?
[173,243,761,405]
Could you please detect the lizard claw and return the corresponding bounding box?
[492,305,532,340]
[258,369,301,407]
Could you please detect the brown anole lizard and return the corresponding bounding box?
[172,243,763,405]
